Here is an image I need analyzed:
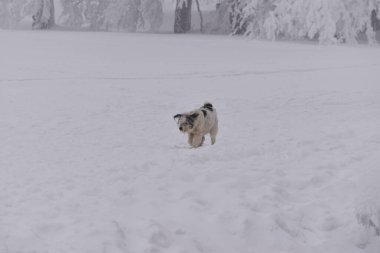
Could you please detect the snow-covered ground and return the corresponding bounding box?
[1,30,380,253]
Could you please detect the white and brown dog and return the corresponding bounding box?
[174,103,218,148]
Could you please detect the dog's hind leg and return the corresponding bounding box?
[210,122,218,145]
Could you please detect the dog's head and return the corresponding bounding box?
[174,113,199,133]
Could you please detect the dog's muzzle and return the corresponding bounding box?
[179,126,183,131]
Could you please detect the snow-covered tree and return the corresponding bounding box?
[59,0,84,27]
[203,1,231,34]
[173,0,220,33]
[31,0,55,29]
[174,0,192,33]
[82,0,110,29]
[58,0,163,32]
[238,0,274,36]
[229,0,248,34]
[0,0,27,28]
[234,0,380,44]
[103,0,142,32]
[59,0,109,29]
[141,0,163,32]
[0,0,54,29]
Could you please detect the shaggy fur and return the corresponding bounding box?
[174,103,218,148]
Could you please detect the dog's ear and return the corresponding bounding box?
[173,114,182,120]
[190,113,199,119]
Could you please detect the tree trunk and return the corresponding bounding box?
[32,0,55,29]
[194,0,203,33]
[174,0,192,33]
[371,10,380,31]
[48,0,55,28]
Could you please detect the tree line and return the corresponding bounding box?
[1,0,379,44]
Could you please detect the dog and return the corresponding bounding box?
[174,102,218,148]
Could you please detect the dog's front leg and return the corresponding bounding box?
[187,133,194,146]
[191,135,204,148]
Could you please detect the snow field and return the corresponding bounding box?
[1,30,380,253]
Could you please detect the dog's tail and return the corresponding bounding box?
[203,102,213,111]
